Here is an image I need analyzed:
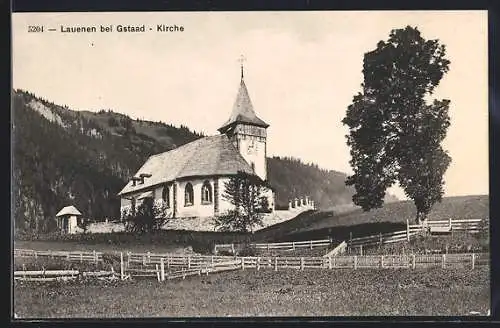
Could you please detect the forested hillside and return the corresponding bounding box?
[12,89,397,234]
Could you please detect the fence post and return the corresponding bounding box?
[211,256,214,266]
[329,256,332,269]
[354,256,357,270]
[80,252,83,263]
[160,258,165,281]
[360,245,363,256]
[241,257,245,270]
[379,233,382,248]
[120,252,124,280]
[167,255,170,270]
[231,244,235,255]
[449,217,452,230]
[406,219,410,241]
[257,257,260,271]
[93,250,97,264]
[381,255,384,268]
[300,257,304,270]
[442,254,446,269]
[147,252,151,264]
[188,256,191,269]
[292,242,295,250]
[142,255,146,266]
[412,254,416,269]
[471,253,475,270]
[310,240,313,249]
[267,243,270,252]
[127,252,131,267]
[274,257,278,271]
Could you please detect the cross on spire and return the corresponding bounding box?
[238,54,246,81]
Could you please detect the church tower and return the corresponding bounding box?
[218,60,269,181]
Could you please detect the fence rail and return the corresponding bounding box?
[324,241,347,257]
[213,218,487,256]
[14,247,489,282]
[347,218,488,251]
[14,249,102,263]
[214,238,332,255]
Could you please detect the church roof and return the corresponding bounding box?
[218,79,269,133]
[118,135,255,196]
[56,205,82,217]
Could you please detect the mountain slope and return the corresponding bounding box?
[12,89,397,234]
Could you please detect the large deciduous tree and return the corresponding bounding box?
[342,26,452,224]
[213,171,270,232]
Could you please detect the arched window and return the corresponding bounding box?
[201,180,213,204]
[162,186,170,208]
[184,182,194,206]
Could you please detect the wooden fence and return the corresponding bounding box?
[347,218,488,252]
[324,241,347,257]
[13,269,118,282]
[214,218,487,256]
[214,238,332,255]
[420,218,485,233]
[14,248,489,282]
[132,252,489,272]
[14,249,102,263]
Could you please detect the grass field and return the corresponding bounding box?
[14,240,195,254]
[14,266,489,317]
[306,195,489,232]
[346,231,489,256]
[263,195,488,242]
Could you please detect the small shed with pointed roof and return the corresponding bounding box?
[55,205,82,234]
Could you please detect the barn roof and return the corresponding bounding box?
[218,79,269,133]
[56,205,82,217]
[118,134,255,196]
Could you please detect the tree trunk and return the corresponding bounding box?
[415,211,428,225]
[415,211,423,225]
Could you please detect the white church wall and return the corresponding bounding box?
[235,135,267,181]
[176,178,215,218]
[120,197,131,208]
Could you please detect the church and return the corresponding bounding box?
[118,64,275,220]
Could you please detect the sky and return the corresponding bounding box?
[12,11,488,200]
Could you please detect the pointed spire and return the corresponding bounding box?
[218,57,269,133]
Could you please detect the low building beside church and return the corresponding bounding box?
[55,205,83,234]
[118,66,275,221]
